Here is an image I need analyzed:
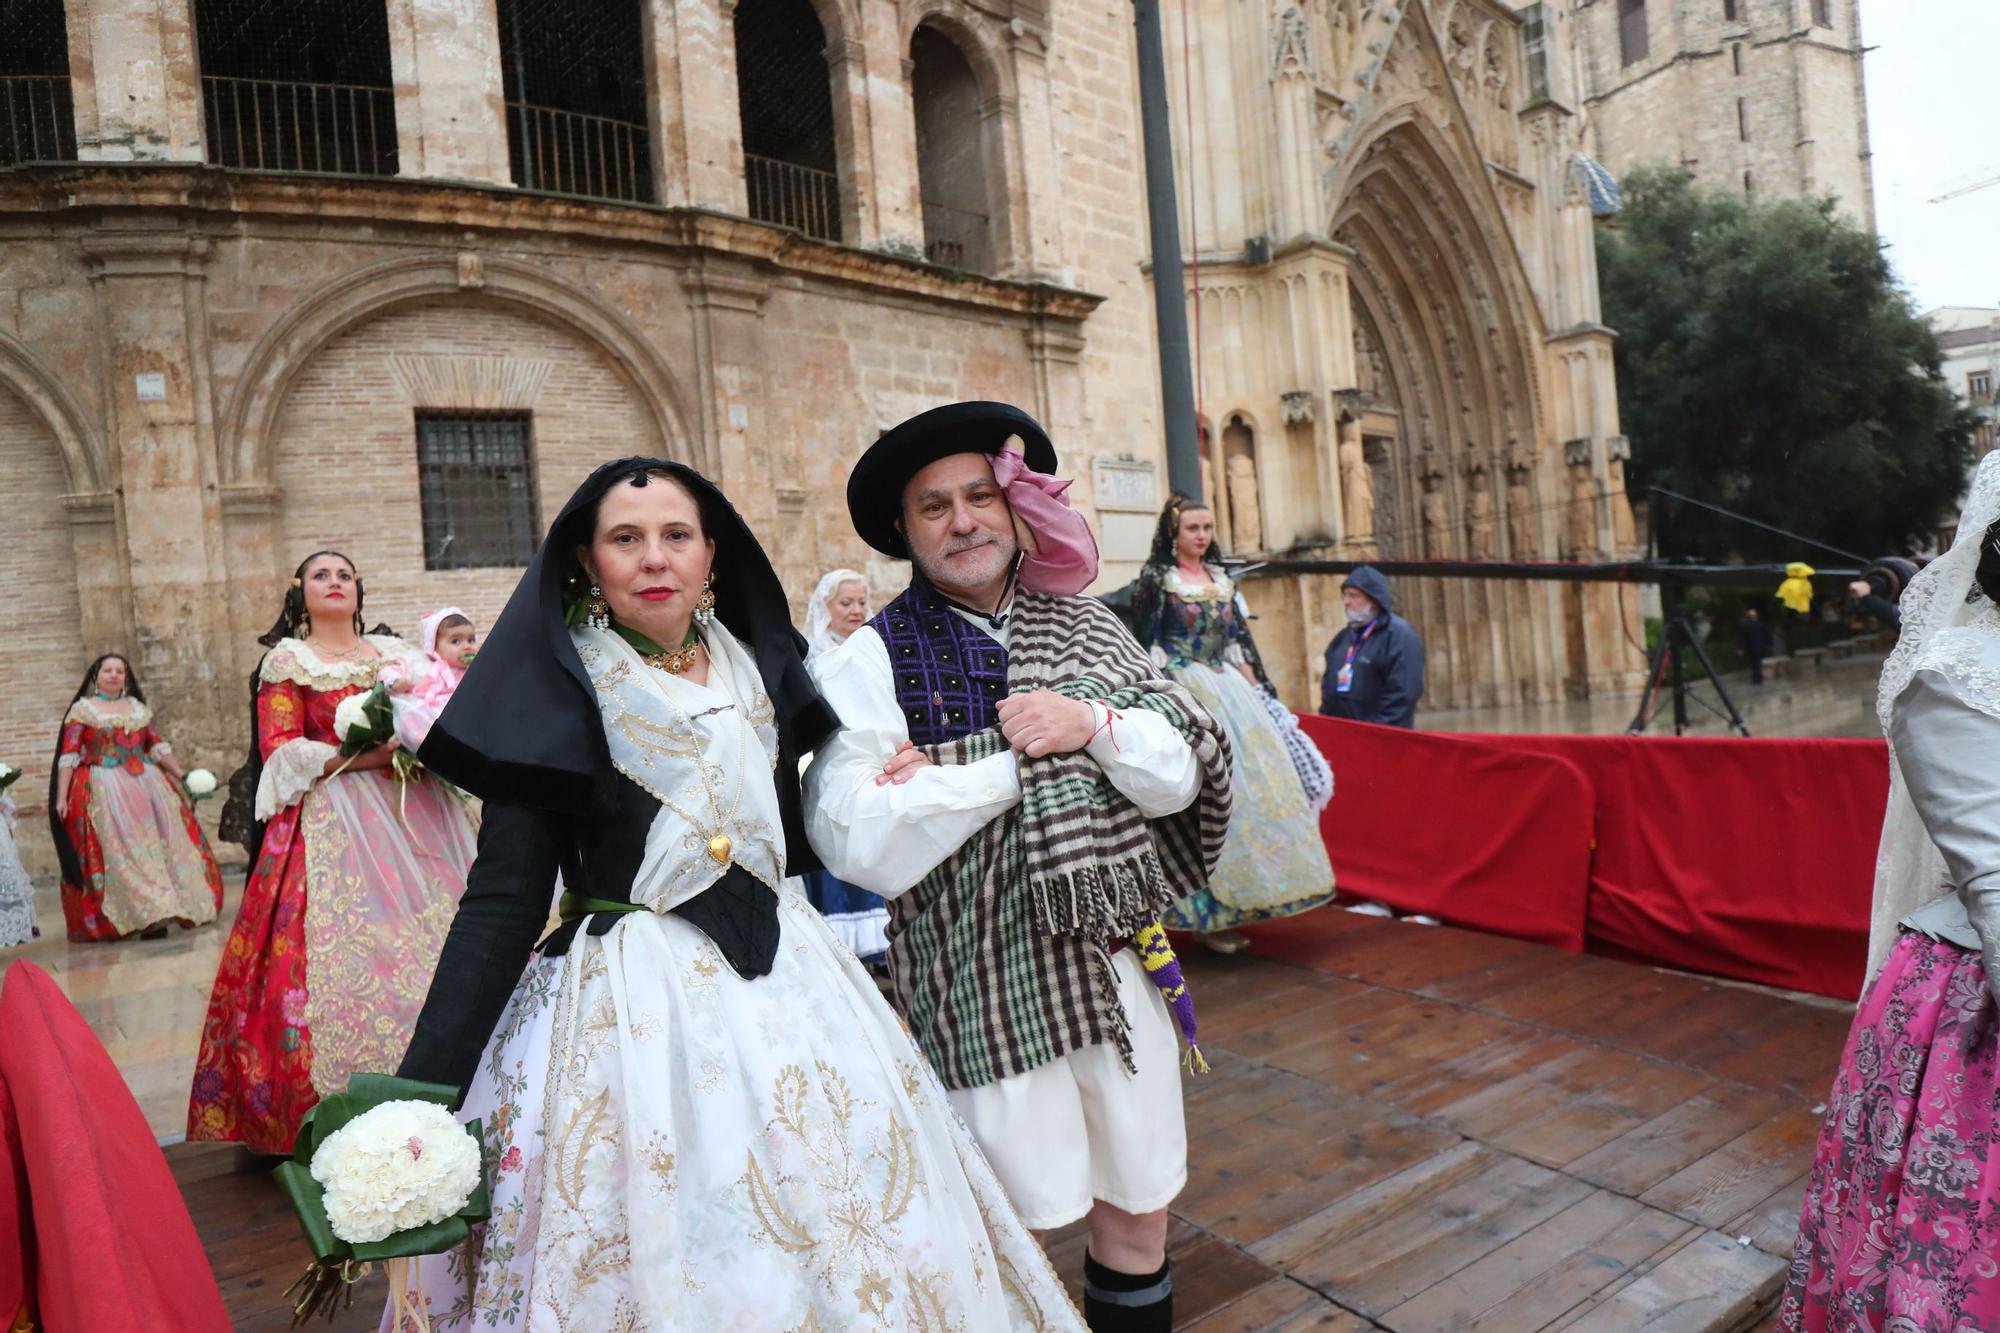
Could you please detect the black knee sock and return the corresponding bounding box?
[1082,1250,1172,1333]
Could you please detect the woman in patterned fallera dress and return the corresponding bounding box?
[187,551,476,1153]
[1781,452,2000,1329]
[48,653,222,942]
[1129,495,1334,952]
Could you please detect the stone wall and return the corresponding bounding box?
[1576,0,1874,227]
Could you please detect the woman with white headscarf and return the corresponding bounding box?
[802,568,890,961]
[1781,451,2000,1329]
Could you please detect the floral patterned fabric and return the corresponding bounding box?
[55,700,222,942]
[188,640,475,1154]
[1781,928,2000,1330]
[1145,571,1335,932]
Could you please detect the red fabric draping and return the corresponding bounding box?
[1296,716,1595,952]
[1294,717,1887,1001]
[0,961,231,1333]
[1494,734,1884,1000]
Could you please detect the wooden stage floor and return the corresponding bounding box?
[170,908,1847,1331]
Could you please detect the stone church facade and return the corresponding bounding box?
[1159,0,1643,710]
[0,0,1636,870]
[1573,0,1874,227]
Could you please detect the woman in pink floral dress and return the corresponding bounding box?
[1782,455,2000,1330]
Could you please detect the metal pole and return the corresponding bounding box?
[1131,0,1203,503]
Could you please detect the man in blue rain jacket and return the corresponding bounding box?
[1319,565,1425,728]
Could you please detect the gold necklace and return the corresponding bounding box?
[641,637,704,675]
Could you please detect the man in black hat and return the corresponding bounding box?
[803,402,1234,1332]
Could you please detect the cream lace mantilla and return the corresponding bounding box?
[574,623,784,913]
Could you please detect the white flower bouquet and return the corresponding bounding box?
[183,767,218,802]
[0,762,18,796]
[332,683,396,757]
[275,1073,489,1326]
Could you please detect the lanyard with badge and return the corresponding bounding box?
[1334,619,1379,694]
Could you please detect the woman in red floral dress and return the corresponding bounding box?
[48,653,223,942]
[187,551,476,1153]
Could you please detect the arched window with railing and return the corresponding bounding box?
[910,24,993,272]
[0,0,74,167]
[735,0,842,242]
[195,0,397,175]
[497,0,654,203]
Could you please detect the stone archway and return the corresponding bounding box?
[221,252,698,490]
[0,379,92,868]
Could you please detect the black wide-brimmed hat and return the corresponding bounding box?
[847,401,1056,557]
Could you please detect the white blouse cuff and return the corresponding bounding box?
[255,738,338,820]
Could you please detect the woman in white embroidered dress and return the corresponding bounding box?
[187,551,476,1154]
[384,460,1080,1331]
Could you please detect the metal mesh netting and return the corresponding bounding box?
[0,0,76,165]
[497,0,654,202]
[735,0,840,239]
[195,0,397,175]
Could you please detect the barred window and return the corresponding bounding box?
[497,0,654,203]
[195,0,397,175]
[415,412,541,570]
[736,0,842,241]
[1,0,76,167]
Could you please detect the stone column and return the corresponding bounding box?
[1004,22,1065,281]
[78,229,236,750]
[826,0,923,253]
[384,0,512,185]
[65,0,205,162]
[649,0,750,212]
[680,255,774,521]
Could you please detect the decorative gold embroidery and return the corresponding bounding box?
[739,1061,938,1329]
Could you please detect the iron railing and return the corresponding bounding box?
[921,199,989,270]
[507,101,653,203]
[745,152,840,241]
[0,75,76,166]
[203,75,396,175]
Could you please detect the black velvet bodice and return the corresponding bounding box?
[398,772,778,1101]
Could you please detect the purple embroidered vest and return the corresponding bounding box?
[871,580,1009,746]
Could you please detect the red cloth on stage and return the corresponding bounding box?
[1490,734,1884,1000]
[1293,718,1885,1000]
[1296,715,1595,952]
[0,961,230,1333]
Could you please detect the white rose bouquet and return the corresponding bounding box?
[275,1073,489,1327]
[333,683,396,757]
[183,767,218,802]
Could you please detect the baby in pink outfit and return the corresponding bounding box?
[378,606,480,751]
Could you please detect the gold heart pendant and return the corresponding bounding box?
[707,834,732,865]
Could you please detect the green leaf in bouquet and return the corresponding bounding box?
[273,1160,346,1264]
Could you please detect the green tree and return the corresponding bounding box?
[1597,167,1975,562]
